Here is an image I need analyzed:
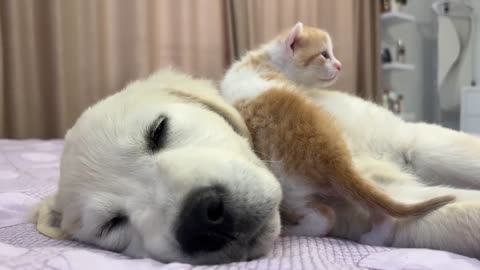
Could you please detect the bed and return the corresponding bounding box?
[1,140,479,270]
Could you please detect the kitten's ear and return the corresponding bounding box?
[284,22,304,56]
[31,195,70,240]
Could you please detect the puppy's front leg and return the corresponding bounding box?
[407,122,480,189]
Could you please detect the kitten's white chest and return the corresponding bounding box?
[221,67,278,104]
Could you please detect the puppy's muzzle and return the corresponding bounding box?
[175,185,235,254]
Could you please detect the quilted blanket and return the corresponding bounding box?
[1,139,479,270]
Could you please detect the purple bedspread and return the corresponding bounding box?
[1,139,479,270]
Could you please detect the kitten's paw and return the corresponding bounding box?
[360,231,385,246]
[360,218,395,246]
[283,208,334,237]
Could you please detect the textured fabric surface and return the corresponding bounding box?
[1,140,479,270]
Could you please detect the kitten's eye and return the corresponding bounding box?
[147,115,169,152]
[99,215,128,237]
[321,51,330,60]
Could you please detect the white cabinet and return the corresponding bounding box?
[461,87,480,134]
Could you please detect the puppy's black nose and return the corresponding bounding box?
[176,185,234,254]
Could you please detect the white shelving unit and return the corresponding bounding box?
[381,11,416,71]
[382,62,415,71]
[381,8,417,121]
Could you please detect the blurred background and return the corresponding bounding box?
[4,0,480,139]
[0,0,379,138]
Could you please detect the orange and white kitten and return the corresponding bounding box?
[222,22,453,239]
[234,88,452,237]
[222,22,480,259]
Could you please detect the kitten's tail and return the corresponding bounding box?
[330,168,455,217]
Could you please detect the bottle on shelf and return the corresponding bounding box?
[395,39,406,63]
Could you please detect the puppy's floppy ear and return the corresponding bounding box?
[285,22,303,56]
[201,97,252,145]
[168,90,252,145]
[31,195,69,240]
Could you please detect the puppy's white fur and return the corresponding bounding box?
[32,69,282,264]
[221,23,480,259]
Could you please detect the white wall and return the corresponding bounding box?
[472,1,480,84]
[383,0,479,124]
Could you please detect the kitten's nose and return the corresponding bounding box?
[334,61,342,71]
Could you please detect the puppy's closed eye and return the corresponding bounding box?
[147,115,169,152]
[98,215,128,237]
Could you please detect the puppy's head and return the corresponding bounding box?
[33,70,282,264]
